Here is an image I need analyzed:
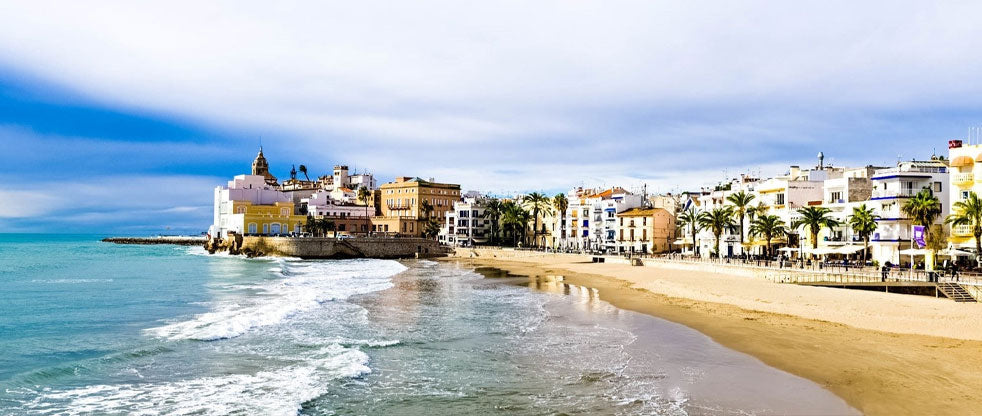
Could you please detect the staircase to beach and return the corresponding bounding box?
[937,283,978,302]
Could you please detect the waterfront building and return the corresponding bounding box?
[810,166,880,253]
[374,177,461,237]
[694,176,759,257]
[210,173,306,238]
[949,139,982,251]
[439,191,490,246]
[562,187,642,252]
[865,159,949,264]
[317,165,376,192]
[251,148,279,186]
[615,208,675,254]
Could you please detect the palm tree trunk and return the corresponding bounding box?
[864,237,869,263]
[975,232,981,267]
[739,214,745,245]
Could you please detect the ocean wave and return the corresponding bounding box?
[19,344,369,416]
[146,259,407,341]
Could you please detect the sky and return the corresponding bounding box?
[2,1,982,234]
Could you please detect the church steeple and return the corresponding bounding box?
[251,148,278,185]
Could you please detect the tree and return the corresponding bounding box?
[358,186,372,235]
[901,188,943,268]
[748,214,786,258]
[677,208,701,254]
[946,191,982,265]
[553,193,569,246]
[848,204,879,262]
[522,192,553,248]
[795,206,840,250]
[303,214,316,235]
[698,206,736,257]
[501,201,530,246]
[726,190,756,247]
[298,164,310,181]
[422,216,442,239]
[482,198,503,245]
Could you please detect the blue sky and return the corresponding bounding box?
[2,1,982,234]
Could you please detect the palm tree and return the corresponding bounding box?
[901,187,942,268]
[795,206,840,251]
[501,201,529,246]
[303,214,316,235]
[946,191,982,264]
[358,186,372,234]
[553,193,569,246]
[698,206,736,257]
[677,208,701,254]
[848,204,879,262]
[298,164,310,181]
[902,187,943,231]
[726,191,756,246]
[522,192,553,248]
[748,214,786,258]
[482,198,503,245]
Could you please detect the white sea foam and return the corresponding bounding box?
[146,259,406,341]
[24,344,370,416]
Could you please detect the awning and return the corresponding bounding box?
[975,153,982,162]
[672,239,692,245]
[899,248,929,256]
[777,247,799,253]
[940,248,974,256]
[951,156,974,167]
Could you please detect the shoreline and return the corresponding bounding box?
[442,251,982,416]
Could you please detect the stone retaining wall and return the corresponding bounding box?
[243,236,448,259]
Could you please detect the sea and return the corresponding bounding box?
[0,234,857,415]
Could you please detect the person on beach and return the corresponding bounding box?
[881,262,891,282]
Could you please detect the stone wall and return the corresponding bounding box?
[242,236,449,259]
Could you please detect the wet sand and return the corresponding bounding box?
[444,252,982,416]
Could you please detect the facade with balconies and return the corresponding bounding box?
[948,139,982,251]
[438,194,489,247]
[866,160,949,264]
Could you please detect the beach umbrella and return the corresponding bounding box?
[834,245,865,254]
[777,247,798,253]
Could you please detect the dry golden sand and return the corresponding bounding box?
[444,249,982,416]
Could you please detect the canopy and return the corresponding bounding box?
[834,245,865,254]
[672,239,692,246]
[899,248,929,256]
[939,248,974,257]
[777,247,799,253]
[951,156,974,167]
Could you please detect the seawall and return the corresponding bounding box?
[243,236,449,259]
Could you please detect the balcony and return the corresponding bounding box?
[954,172,975,186]
[953,224,974,237]
[871,189,918,199]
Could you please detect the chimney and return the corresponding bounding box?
[818,152,825,170]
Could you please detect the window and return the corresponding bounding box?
[934,182,942,192]
[962,190,971,200]
[776,193,785,205]
[263,224,269,234]
[830,191,842,202]
[248,223,257,234]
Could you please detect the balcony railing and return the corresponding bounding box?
[871,189,918,199]
[953,224,974,236]
[954,172,974,186]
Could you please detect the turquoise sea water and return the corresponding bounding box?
[0,235,857,415]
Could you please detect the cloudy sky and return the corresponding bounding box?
[2,1,981,233]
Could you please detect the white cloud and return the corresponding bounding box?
[0,1,980,196]
[0,190,59,218]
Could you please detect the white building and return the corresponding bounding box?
[318,165,376,192]
[563,187,642,252]
[439,192,490,246]
[209,174,294,238]
[868,160,950,264]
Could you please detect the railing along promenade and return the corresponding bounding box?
[643,255,982,287]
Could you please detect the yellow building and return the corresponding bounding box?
[949,140,982,248]
[373,177,461,236]
[229,200,307,236]
[615,208,676,254]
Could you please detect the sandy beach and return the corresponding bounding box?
[446,248,982,416]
